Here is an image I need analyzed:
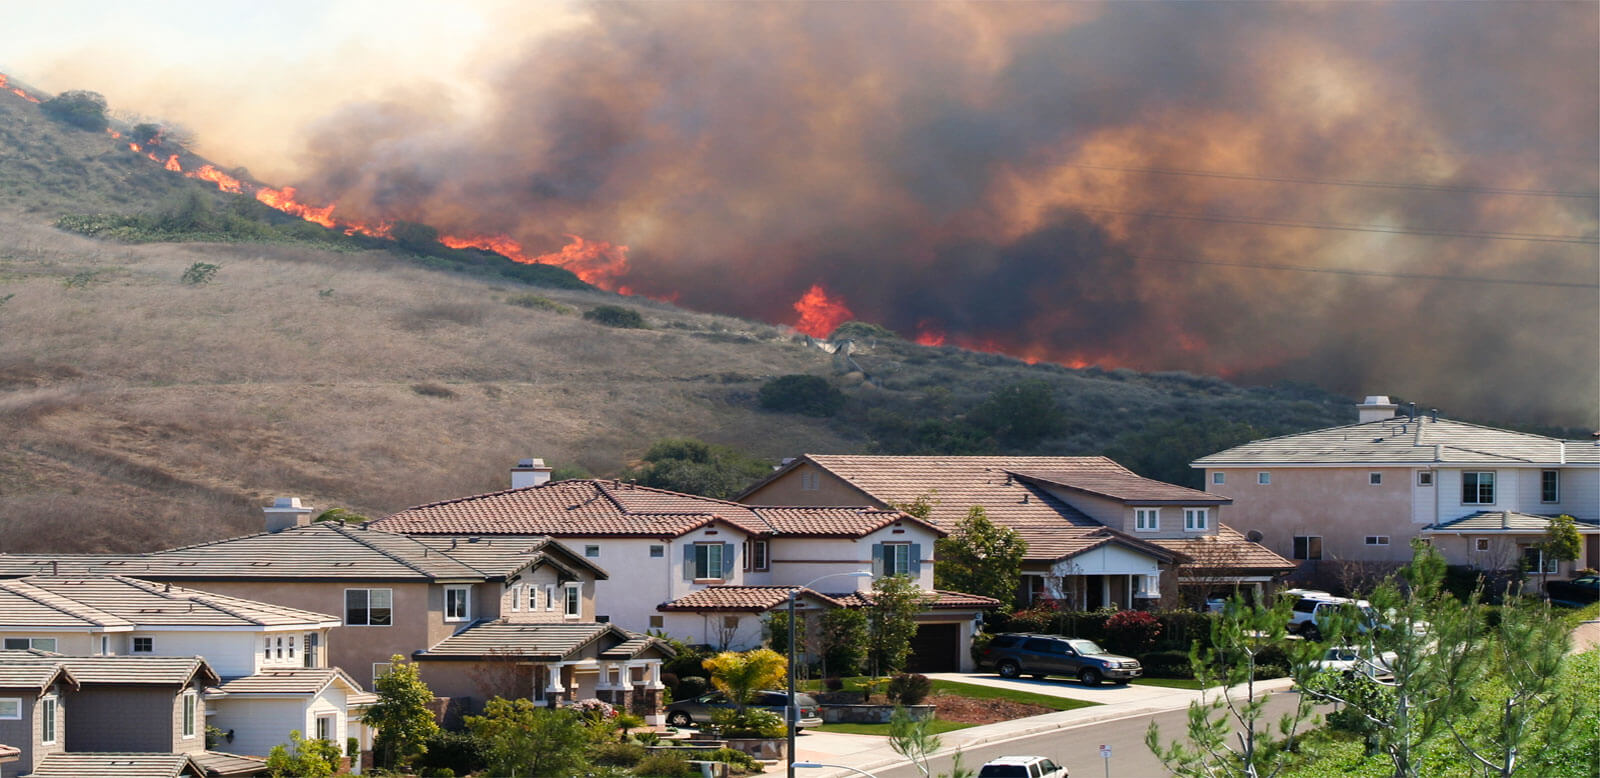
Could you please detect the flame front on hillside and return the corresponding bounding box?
[440,233,630,290]
[791,285,853,338]
[0,74,39,103]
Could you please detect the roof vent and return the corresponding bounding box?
[1357,396,1398,423]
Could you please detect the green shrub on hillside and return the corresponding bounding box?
[181,262,220,285]
[623,438,770,499]
[505,294,573,313]
[759,374,845,417]
[584,305,648,329]
[831,320,899,341]
[40,90,108,132]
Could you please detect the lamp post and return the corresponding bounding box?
[789,571,873,778]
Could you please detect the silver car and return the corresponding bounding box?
[664,690,824,730]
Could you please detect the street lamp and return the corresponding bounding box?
[795,761,880,778]
[789,571,873,778]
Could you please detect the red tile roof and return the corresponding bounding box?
[372,480,938,539]
[829,589,1002,610]
[658,586,847,612]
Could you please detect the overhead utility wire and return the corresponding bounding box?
[1065,162,1600,199]
[1075,205,1599,245]
[1126,253,1599,289]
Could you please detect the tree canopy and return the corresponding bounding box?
[624,438,771,499]
[365,655,439,769]
[934,506,1027,611]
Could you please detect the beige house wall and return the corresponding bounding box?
[1204,467,1417,563]
[742,463,880,508]
[0,632,95,656]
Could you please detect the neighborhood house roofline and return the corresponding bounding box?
[1043,532,1184,565]
[1008,471,1231,506]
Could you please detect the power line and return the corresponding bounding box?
[1065,161,1600,199]
[1075,205,1599,245]
[1125,253,1599,289]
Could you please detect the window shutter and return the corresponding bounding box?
[723,543,736,578]
[871,543,884,577]
[910,543,923,577]
[684,544,696,581]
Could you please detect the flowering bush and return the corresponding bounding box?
[1104,609,1162,655]
[568,698,617,724]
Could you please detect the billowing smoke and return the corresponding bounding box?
[291,2,1597,426]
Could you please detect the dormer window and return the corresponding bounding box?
[1135,508,1159,532]
[1184,508,1209,532]
[445,586,472,622]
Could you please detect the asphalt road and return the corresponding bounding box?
[873,690,1318,778]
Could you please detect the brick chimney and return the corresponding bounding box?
[1357,395,1398,424]
[511,458,553,489]
[263,497,314,533]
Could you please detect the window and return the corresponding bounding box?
[545,585,556,611]
[1184,508,1209,531]
[315,714,335,743]
[100,636,110,656]
[1522,546,1559,575]
[510,585,521,612]
[304,633,319,668]
[1418,471,1434,487]
[1462,472,1495,505]
[752,541,769,571]
[1134,508,1160,531]
[40,696,57,744]
[723,615,740,629]
[1257,472,1271,485]
[372,662,393,686]
[444,586,471,622]
[346,589,393,626]
[801,470,820,491]
[275,636,285,659]
[1475,538,1491,552]
[131,637,152,653]
[1293,536,1323,560]
[1369,473,1382,485]
[3,637,56,652]
[1541,470,1559,503]
[564,584,580,617]
[1365,536,1390,546]
[879,543,914,576]
[0,698,18,720]
[649,615,664,629]
[1212,472,1225,485]
[263,636,272,660]
[649,545,664,558]
[182,691,197,738]
[584,545,600,558]
[691,543,727,580]
[288,635,296,659]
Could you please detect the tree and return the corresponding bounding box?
[312,507,369,524]
[888,706,942,778]
[967,380,1066,448]
[40,90,108,131]
[934,507,1027,611]
[1146,594,1319,778]
[759,374,845,417]
[465,697,588,777]
[364,655,438,770]
[624,438,772,499]
[866,575,925,677]
[820,607,868,677]
[764,609,806,656]
[265,729,342,778]
[701,648,787,712]
[1537,514,1582,591]
[583,304,648,329]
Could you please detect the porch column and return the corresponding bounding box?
[544,663,566,698]
[1126,575,1134,609]
[1101,576,1110,609]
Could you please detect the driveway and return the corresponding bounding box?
[923,671,1206,706]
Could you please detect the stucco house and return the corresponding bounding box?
[367,468,998,672]
[0,659,74,778]
[1192,396,1600,583]
[737,454,1293,609]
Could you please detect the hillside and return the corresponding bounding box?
[0,82,1372,553]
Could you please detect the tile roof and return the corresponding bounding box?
[0,657,76,691]
[828,589,1002,610]
[0,576,338,629]
[1192,416,1600,467]
[0,523,492,582]
[0,743,18,761]
[371,479,938,539]
[417,621,666,661]
[29,752,206,778]
[0,655,220,687]
[658,586,847,612]
[1011,469,1228,505]
[1144,525,1296,572]
[189,751,268,777]
[409,536,609,580]
[1422,511,1600,533]
[215,667,366,697]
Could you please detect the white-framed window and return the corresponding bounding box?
[444,586,471,622]
[0,698,20,720]
[288,635,296,660]
[304,632,319,668]
[584,545,600,558]
[1522,546,1559,575]
[1293,536,1323,560]
[1541,470,1559,503]
[99,636,110,656]
[1475,538,1491,552]
[1369,473,1383,485]
[1183,508,1209,531]
[649,545,664,558]
[691,543,727,580]
[346,588,393,626]
[3,637,57,652]
[181,691,197,738]
[315,714,336,743]
[510,585,521,612]
[1365,536,1390,546]
[1418,471,1434,487]
[880,543,914,576]
[40,695,57,744]
[131,637,152,653]
[1135,508,1160,531]
[1462,472,1495,505]
[1257,472,1271,485]
[372,662,393,686]
[801,470,820,491]
[752,540,770,571]
[564,584,581,618]
[1212,472,1225,485]
[274,636,285,660]
[263,636,272,660]
[545,584,556,611]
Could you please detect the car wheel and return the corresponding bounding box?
[1079,667,1102,686]
[667,711,692,727]
[1304,625,1322,642]
[997,660,1022,679]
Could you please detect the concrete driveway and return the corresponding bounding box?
[924,671,1205,706]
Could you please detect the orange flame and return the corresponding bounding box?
[106,129,121,139]
[190,164,243,194]
[254,186,336,228]
[129,142,141,153]
[0,74,40,103]
[164,155,182,172]
[914,320,946,346]
[790,284,854,338]
[440,233,630,290]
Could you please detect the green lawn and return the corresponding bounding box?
[927,679,1100,712]
[811,719,975,735]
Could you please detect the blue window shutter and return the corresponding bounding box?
[871,543,884,577]
[684,544,695,581]
[910,543,923,577]
[723,543,736,578]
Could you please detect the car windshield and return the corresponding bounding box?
[1065,639,1105,654]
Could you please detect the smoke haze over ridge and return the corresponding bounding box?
[5,1,1597,426]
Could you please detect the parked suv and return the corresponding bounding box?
[1285,590,1379,641]
[976,633,1142,686]
[1546,574,1600,606]
[664,690,823,730]
[978,755,1068,778]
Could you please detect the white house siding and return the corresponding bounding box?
[658,612,766,652]
[1562,469,1600,519]
[210,698,310,758]
[1050,544,1161,578]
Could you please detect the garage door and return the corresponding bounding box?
[906,623,961,673]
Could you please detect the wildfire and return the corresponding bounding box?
[164,155,182,172]
[129,142,141,153]
[790,284,854,338]
[0,74,39,103]
[255,186,337,228]
[191,164,242,194]
[914,320,947,347]
[106,129,120,139]
[440,233,630,290]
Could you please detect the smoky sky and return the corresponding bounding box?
[293,1,1599,426]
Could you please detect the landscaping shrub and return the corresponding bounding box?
[823,676,844,692]
[590,741,647,767]
[887,673,932,705]
[584,304,647,329]
[634,749,694,778]
[412,730,487,776]
[1137,650,1194,679]
[710,708,785,738]
[1104,610,1162,655]
[758,374,845,417]
[704,747,762,774]
[1154,610,1213,651]
[675,675,708,700]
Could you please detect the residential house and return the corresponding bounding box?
[738,455,1294,609]
[367,469,997,672]
[0,659,73,778]
[1192,396,1600,582]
